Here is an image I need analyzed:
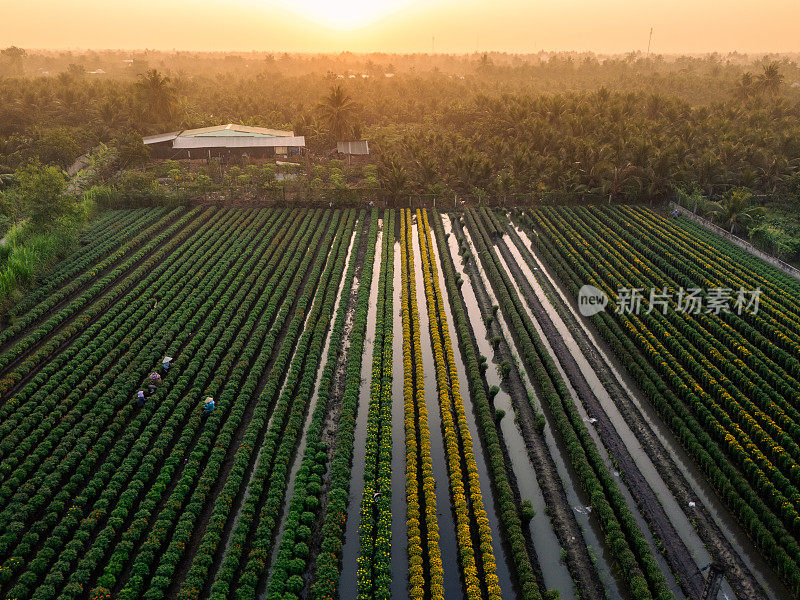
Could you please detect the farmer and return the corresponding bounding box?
[202,397,215,421]
[162,356,173,372]
[136,390,146,409]
[147,371,162,395]
[672,207,679,219]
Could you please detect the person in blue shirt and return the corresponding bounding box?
[202,397,215,421]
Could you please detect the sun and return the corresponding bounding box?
[271,0,410,31]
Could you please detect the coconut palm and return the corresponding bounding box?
[379,159,408,203]
[757,62,784,96]
[134,69,176,124]
[318,85,357,142]
[716,187,765,234]
[734,72,757,98]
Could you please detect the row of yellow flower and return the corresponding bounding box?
[617,204,800,365]
[430,209,544,600]
[400,209,445,600]
[525,206,800,591]
[416,208,502,600]
[540,206,800,529]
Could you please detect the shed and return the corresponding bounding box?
[336,140,370,156]
[144,124,306,160]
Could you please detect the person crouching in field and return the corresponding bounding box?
[148,371,162,395]
[136,390,146,409]
[202,397,215,421]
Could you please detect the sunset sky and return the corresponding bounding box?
[4,0,800,54]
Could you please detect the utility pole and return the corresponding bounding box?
[646,27,653,58]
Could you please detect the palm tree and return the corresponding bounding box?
[318,85,357,142]
[734,72,757,98]
[379,159,408,204]
[134,69,176,124]
[757,62,784,96]
[716,187,764,234]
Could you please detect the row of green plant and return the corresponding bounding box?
[399,208,444,600]
[617,205,800,364]
[0,206,200,391]
[0,211,226,497]
[0,207,226,488]
[417,208,502,600]
[0,210,271,488]
[613,207,800,367]
[73,209,305,600]
[535,207,800,528]
[356,210,395,600]
[430,209,545,600]
[666,208,800,300]
[612,207,800,411]
[113,210,339,600]
[583,207,800,456]
[309,211,381,600]
[0,209,255,528]
[263,209,365,600]
[0,205,185,354]
[465,208,674,600]
[40,209,284,600]
[192,210,354,600]
[7,207,169,322]
[0,208,292,598]
[520,209,800,591]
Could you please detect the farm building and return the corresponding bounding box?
[336,140,370,156]
[143,124,306,160]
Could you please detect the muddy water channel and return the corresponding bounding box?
[429,219,515,599]
[510,220,788,600]
[442,215,575,598]
[453,216,625,600]
[493,238,688,598]
[411,218,463,599]
[339,226,383,599]
[264,226,359,584]
[390,238,409,600]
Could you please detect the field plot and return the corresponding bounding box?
[0,205,797,600]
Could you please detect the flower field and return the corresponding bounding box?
[1,205,797,600]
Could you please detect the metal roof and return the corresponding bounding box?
[180,124,294,138]
[337,140,370,155]
[143,124,303,149]
[142,131,182,145]
[172,135,305,149]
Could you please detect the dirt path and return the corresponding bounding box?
[450,216,606,600]
[508,219,772,600]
